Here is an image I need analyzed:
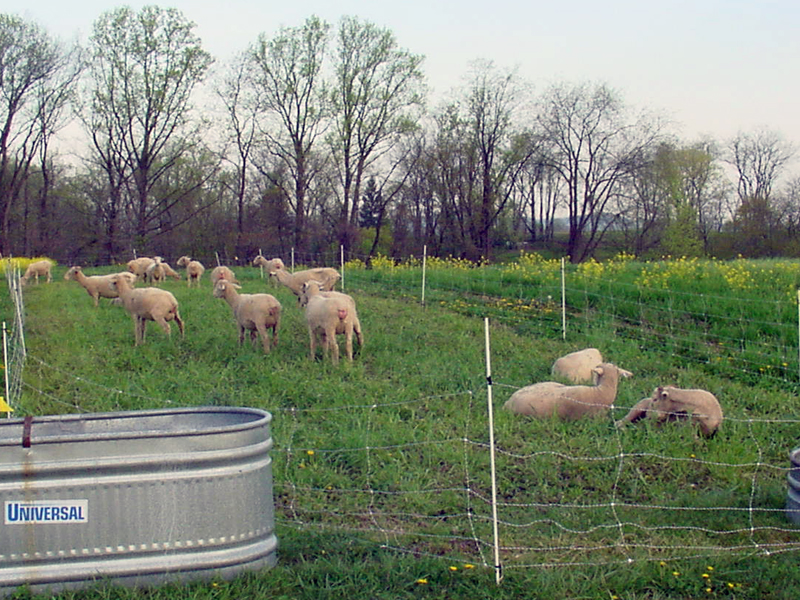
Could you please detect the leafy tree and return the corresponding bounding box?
[248,15,330,255]
[329,15,425,253]
[0,14,75,255]
[85,6,213,251]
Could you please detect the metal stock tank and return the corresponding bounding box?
[0,407,277,596]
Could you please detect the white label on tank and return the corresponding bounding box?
[4,500,88,524]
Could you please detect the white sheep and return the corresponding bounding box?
[109,274,185,346]
[257,256,341,298]
[161,261,182,281]
[127,257,155,282]
[20,260,53,286]
[551,348,604,383]
[64,266,137,307]
[145,256,166,285]
[616,386,723,438]
[210,265,239,286]
[301,279,363,364]
[504,363,633,420]
[213,280,281,353]
[176,256,205,287]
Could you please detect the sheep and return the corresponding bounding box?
[64,266,137,307]
[145,256,166,285]
[127,257,155,282]
[551,348,604,383]
[301,279,363,364]
[257,256,341,298]
[503,363,633,420]
[109,274,184,346]
[213,280,281,353]
[176,256,205,287]
[210,265,239,286]
[20,260,53,286]
[161,261,182,281]
[616,386,723,438]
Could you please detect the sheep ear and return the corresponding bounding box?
[619,368,633,378]
[592,365,604,377]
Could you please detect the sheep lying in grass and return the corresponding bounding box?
[127,257,155,282]
[615,386,723,437]
[213,280,281,353]
[256,256,341,298]
[504,363,633,420]
[176,256,205,287]
[210,265,238,286]
[20,260,53,286]
[64,266,137,307]
[552,348,603,383]
[110,274,184,346]
[301,279,363,364]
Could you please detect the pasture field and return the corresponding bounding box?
[3,255,800,599]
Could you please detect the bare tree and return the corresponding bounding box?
[85,6,213,250]
[329,15,425,252]
[728,128,794,204]
[536,82,663,262]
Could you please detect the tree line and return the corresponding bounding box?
[1,7,797,267]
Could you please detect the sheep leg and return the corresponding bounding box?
[327,327,340,364]
[308,327,317,360]
[238,326,246,346]
[344,327,353,361]
[174,312,185,337]
[154,317,172,338]
[255,323,271,353]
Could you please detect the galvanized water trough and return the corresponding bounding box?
[0,407,277,596]
[788,447,800,525]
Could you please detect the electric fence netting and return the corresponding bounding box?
[6,252,800,581]
[2,267,25,416]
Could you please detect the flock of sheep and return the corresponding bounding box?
[504,347,724,437]
[21,259,721,434]
[21,255,363,364]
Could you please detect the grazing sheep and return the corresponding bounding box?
[210,265,239,286]
[301,279,363,364]
[64,266,137,307]
[504,363,633,420]
[552,348,604,383]
[20,260,53,286]
[110,274,184,346]
[161,261,182,281]
[145,256,166,285]
[127,257,155,282]
[176,256,205,287]
[616,386,723,438]
[213,280,281,353]
[257,256,340,298]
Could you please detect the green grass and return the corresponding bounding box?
[3,259,800,599]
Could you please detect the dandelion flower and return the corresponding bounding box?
[307,450,315,456]
[416,578,428,585]
[449,566,458,572]
[464,564,475,569]
[672,571,680,577]
[702,573,710,579]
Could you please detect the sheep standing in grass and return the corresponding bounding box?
[213,280,281,353]
[20,260,53,286]
[145,256,166,285]
[210,265,239,286]
[616,386,723,437]
[110,274,184,346]
[552,348,603,383]
[64,266,137,307]
[127,257,155,282]
[301,279,363,364]
[176,256,205,287]
[257,256,340,298]
[504,363,633,420]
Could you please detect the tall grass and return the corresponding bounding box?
[3,256,800,599]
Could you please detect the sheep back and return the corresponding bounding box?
[551,348,604,383]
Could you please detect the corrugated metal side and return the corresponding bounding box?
[0,407,276,596]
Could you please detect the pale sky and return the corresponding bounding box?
[9,0,800,177]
